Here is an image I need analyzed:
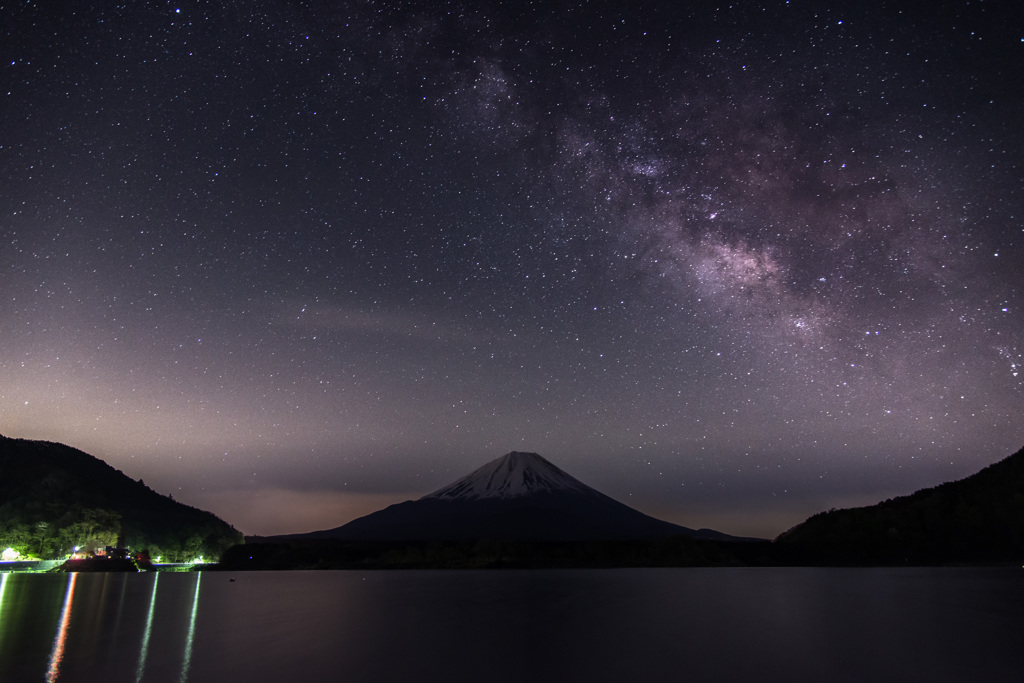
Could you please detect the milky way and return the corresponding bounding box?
[2,2,1022,536]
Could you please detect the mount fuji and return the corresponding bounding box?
[290,452,745,542]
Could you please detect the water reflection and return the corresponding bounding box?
[0,572,10,652]
[179,573,202,683]
[0,568,1020,683]
[134,573,160,683]
[46,572,77,683]
[132,572,202,683]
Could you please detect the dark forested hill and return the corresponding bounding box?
[776,446,1024,565]
[0,434,242,561]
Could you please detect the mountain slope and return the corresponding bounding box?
[776,446,1024,564]
[0,434,243,561]
[290,452,745,542]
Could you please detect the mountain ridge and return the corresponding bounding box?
[281,451,751,543]
[0,434,243,561]
[776,445,1024,564]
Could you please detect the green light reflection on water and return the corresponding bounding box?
[0,573,9,638]
[134,573,160,683]
[179,572,202,683]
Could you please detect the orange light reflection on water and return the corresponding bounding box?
[46,572,77,683]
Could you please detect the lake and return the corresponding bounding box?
[1,567,1021,682]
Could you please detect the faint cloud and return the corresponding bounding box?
[278,302,495,346]
[187,488,411,537]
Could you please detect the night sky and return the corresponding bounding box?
[3,1,1022,538]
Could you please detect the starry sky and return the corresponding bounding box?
[2,1,1022,538]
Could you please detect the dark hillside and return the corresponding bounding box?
[0,434,242,561]
[777,446,1024,565]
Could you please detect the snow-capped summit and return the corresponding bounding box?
[423,451,597,501]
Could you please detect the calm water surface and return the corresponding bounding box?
[1,567,1021,682]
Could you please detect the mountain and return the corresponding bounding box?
[287,451,746,542]
[776,445,1024,564]
[0,434,243,561]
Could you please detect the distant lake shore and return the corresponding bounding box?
[217,536,1024,570]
